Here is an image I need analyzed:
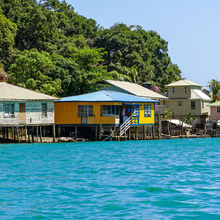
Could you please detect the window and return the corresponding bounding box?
[42,103,48,117]
[191,101,196,110]
[184,86,187,93]
[172,87,175,94]
[101,105,116,116]
[144,105,151,117]
[3,103,15,118]
[217,107,220,113]
[178,101,182,106]
[78,105,93,117]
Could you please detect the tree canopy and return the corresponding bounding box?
[0,0,182,97]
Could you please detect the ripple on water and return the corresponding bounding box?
[0,138,220,219]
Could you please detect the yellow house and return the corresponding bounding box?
[55,90,158,139]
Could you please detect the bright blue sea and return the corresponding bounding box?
[0,138,220,219]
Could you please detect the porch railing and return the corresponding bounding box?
[120,116,132,136]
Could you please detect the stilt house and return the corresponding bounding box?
[0,82,57,126]
[55,90,158,140]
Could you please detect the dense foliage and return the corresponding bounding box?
[0,0,181,96]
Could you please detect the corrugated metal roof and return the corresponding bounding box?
[105,80,167,100]
[191,89,211,101]
[0,82,57,101]
[57,90,158,103]
[167,80,201,87]
[166,119,192,128]
[208,101,220,106]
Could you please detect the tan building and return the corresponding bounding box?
[166,80,211,126]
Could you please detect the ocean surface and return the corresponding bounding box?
[0,138,220,219]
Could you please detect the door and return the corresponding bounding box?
[19,103,26,124]
[131,105,140,125]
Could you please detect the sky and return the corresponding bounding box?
[67,0,220,88]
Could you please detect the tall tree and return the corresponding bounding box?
[0,7,17,67]
[8,49,62,96]
[95,23,181,91]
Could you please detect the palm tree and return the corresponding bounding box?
[208,79,220,102]
[184,113,194,125]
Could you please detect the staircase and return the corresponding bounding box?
[120,116,132,136]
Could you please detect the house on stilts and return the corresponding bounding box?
[0,82,57,143]
[55,90,158,140]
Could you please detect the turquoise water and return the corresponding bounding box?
[0,139,220,219]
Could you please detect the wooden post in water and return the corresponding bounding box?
[95,126,98,141]
[158,114,161,139]
[58,126,61,138]
[43,126,46,137]
[135,127,138,140]
[143,125,147,140]
[52,125,56,142]
[27,127,30,143]
[6,127,9,141]
[32,126,35,143]
[13,127,16,142]
[128,128,131,140]
[152,125,155,140]
[25,126,27,143]
[39,126,43,143]
[36,126,39,143]
[2,127,5,141]
[17,126,20,143]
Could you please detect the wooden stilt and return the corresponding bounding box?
[158,114,161,139]
[95,126,98,140]
[75,126,78,138]
[53,124,56,142]
[136,127,138,140]
[40,126,43,143]
[2,127,5,141]
[28,127,30,143]
[25,126,27,143]
[20,126,23,142]
[13,127,16,142]
[152,126,154,140]
[128,128,131,140]
[36,126,39,143]
[17,126,20,143]
[32,126,35,143]
[58,126,61,138]
[5,127,9,141]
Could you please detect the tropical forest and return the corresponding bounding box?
[0,0,182,97]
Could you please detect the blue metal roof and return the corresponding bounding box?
[57,90,158,103]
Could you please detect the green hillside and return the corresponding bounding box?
[0,0,181,96]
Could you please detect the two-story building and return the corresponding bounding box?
[166,80,211,126]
